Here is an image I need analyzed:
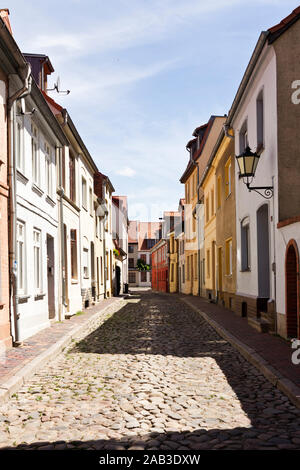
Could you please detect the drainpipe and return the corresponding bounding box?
[102,181,108,299]
[59,109,69,317]
[57,147,67,320]
[272,175,277,334]
[8,64,32,346]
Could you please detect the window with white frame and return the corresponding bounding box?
[31,123,40,186]
[241,217,251,271]
[239,121,248,154]
[16,107,24,173]
[33,229,42,292]
[44,142,52,197]
[83,244,89,278]
[256,90,264,149]
[82,177,87,209]
[89,187,93,215]
[17,221,26,294]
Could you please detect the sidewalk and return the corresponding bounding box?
[178,294,300,409]
[0,297,123,404]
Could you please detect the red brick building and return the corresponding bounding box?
[151,239,168,293]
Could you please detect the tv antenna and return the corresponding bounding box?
[47,76,70,95]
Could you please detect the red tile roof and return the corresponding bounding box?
[268,6,300,34]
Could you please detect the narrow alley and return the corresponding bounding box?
[0,291,299,451]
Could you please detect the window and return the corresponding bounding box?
[129,245,134,253]
[141,254,147,263]
[141,271,147,282]
[205,197,209,223]
[186,181,190,204]
[89,187,93,215]
[171,263,174,282]
[256,90,264,149]
[225,158,232,198]
[69,154,76,202]
[17,221,25,294]
[83,246,89,278]
[45,142,52,197]
[33,229,42,292]
[225,238,233,276]
[129,272,136,283]
[82,177,87,209]
[182,263,185,283]
[206,249,210,278]
[16,108,24,173]
[31,123,40,186]
[211,187,215,216]
[129,258,134,268]
[70,229,78,280]
[217,176,221,209]
[100,257,103,285]
[241,217,251,271]
[194,253,198,279]
[61,147,66,190]
[239,121,248,154]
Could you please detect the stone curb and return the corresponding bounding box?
[180,297,300,409]
[0,298,125,405]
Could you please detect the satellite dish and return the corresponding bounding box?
[56,76,61,92]
[47,75,70,95]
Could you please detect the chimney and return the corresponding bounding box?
[0,9,12,34]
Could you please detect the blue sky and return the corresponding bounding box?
[7,0,300,220]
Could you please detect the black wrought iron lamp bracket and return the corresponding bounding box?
[245,182,273,199]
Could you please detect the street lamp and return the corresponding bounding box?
[235,146,273,199]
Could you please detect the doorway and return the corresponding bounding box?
[47,234,55,319]
[256,204,270,300]
[285,240,299,339]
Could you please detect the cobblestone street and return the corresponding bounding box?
[0,291,299,450]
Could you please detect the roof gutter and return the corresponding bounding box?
[226,31,269,126]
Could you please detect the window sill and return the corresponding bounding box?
[34,293,46,301]
[46,195,56,207]
[18,295,30,304]
[32,183,44,197]
[240,268,251,273]
[71,279,79,284]
[16,170,28,185]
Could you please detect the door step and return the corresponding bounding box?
[248,316,271,333]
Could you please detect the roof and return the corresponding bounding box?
[180,117,217,183]
[138,222,161,250]
[268,6,300,42]
[128,221,161,249]
[128,221,138,244]
[227,6,300,126]
[150,237,167,254]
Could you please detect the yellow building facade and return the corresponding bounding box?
[200,129,236,305]
[168,230,179,293]
[181,164,198,296]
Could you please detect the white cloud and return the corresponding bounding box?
[116,167,136,177]
[21,0,245,61]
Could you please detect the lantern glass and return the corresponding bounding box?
[236,146,260,178]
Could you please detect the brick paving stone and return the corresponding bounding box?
[0,291,299,450]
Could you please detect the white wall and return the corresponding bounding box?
[16,104,60,340]
[233,45,278,302]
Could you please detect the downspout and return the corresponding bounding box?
[102,181,107,299]
[57,147,67,319]
[272,175,277,334]
[59,109,69,317]
[8,64,32,346]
